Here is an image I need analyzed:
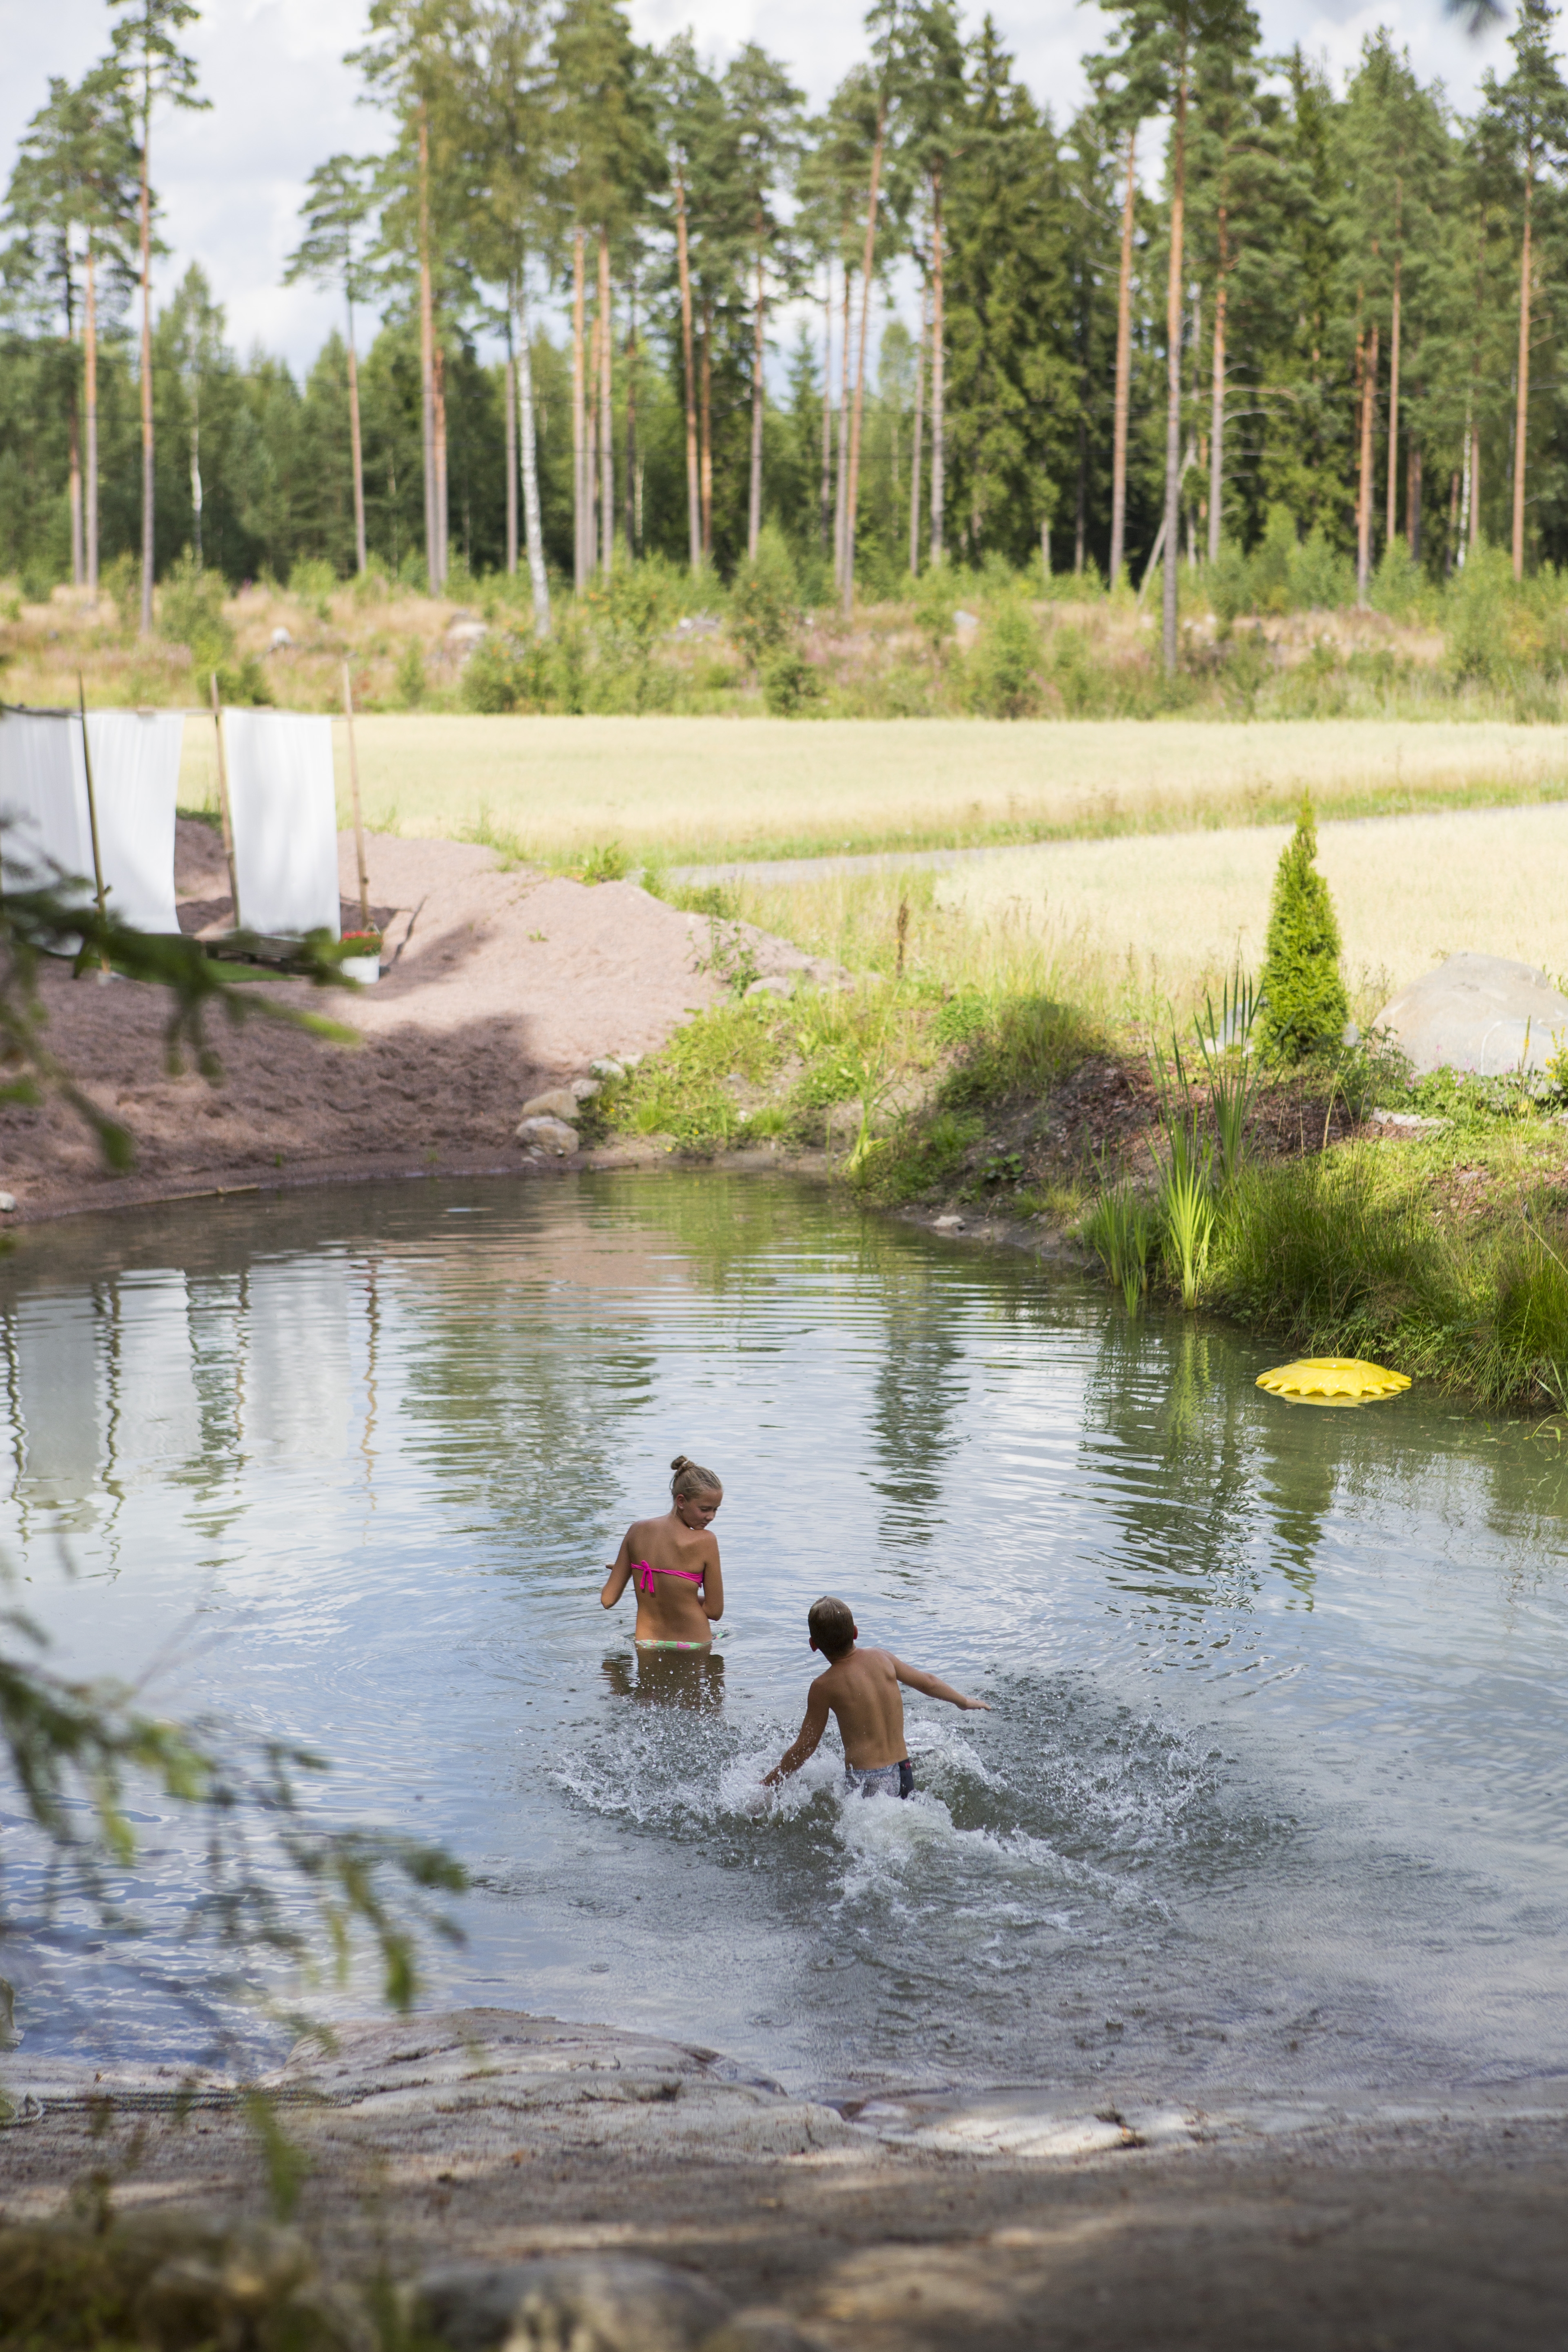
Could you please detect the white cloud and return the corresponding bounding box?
[0,0,1515,376]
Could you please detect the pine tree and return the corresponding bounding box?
[285,155,378,576]
[109,0,208,632]
[1258,796,1349,1064]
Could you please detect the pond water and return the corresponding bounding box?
[3,1172,1567,2105]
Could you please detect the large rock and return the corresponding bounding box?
[520,1088,581,1123]
[411,2257,730,2352]
[1373,952,1568,1077]
[516,1115,578,1155]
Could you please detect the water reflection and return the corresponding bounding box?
[0,1172,1565,2097]
[601,1648,726,1710]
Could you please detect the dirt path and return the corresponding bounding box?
[0,825,837,1223]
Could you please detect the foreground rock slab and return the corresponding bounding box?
[5,2010,1568,2350]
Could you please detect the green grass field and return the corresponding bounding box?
[176,714,1568,867]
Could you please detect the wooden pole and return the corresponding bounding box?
[77,673,110,974]
[209,671,242,929]
[342,660,370,933]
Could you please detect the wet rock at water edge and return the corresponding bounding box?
[519,1087,581,1123]
[410,2256,730,2352]
[516,1115,579,1156]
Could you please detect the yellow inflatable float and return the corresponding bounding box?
[1257,1357,1411,1406]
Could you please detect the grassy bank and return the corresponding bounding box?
[597,870,1568,1414]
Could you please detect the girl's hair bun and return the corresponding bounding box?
[669,1453,721,1499]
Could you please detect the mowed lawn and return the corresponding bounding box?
[935,799,1568,1015]
[176,714,1568,865]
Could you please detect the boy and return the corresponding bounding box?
[763,1595,989,1799]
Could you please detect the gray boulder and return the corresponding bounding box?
[520,1088,581,1123]
[410,2257,730,2352]
[1373,952,1568,1077]
[516,1115,578,1155]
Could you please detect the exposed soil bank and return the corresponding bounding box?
[0,827,836,1225]
[3,2012,1567,2351]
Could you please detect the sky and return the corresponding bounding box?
[0,0,1516,375]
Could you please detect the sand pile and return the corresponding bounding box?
[0,823,838,1222]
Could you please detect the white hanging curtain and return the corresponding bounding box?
[0,707,182,933]
[221,710,340,939]
[0,709,93,905]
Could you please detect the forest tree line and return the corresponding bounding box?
[5,0,1568,669]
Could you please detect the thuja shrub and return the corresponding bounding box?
[1257,795,1349,1063]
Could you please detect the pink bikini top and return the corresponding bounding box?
[633,1560,704,1595]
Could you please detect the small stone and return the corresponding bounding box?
[1370,1108,1449,1132]
[269,625,292,651]
[519,1088,580,1123]
[745,975,795,1000]
[620,1052,643,1070]
[0,1193,15,1213]
[589,1057,626,1082]
[515,1116,578,1156]
[411,2256,730,2352]
[704,2314,830,2352]
[571,1078,601,1102]
[932,1214,966,1231]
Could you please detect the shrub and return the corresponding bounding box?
[158,550,233,674]
[288,556,336,618]
[761,648,823,715]
[1368,539,1427,621]
[728,525,800,668]
[459,630,551,714]
[214,655,272,707]
[940,993,1099,1105]
[1257,794,1349,1063]
[969,599,1043,717]
[1287,524,1354,613]
[1207,539,1251,635]
[396,641,426,708]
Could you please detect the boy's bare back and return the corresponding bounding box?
[764,1600,989,1791]
[812,1646,912,1769]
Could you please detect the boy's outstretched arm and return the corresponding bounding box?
[763,1682,831,1786]
[893,1658,990,1712]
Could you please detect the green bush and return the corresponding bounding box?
[728,525,800,669]
[940,993,1099,1105]
[158,551,233,673]
[761,648,823,715]
[1287,524,1354,613]
[1257,795,1349,1063]
[396,641,426,708]
[459,629,552,714]
[214,655,272,707]
[1368,539,1427,621]
[968,599,1043,718]
[288,556,336,618]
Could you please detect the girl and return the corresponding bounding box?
[601,1455,724,1651]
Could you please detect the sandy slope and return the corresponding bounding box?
[0,825,836,1222]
